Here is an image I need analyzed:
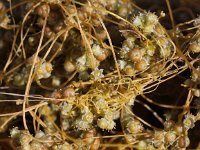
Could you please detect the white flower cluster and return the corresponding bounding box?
[133,12,159,34]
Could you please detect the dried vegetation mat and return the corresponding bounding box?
[0,0,200,149]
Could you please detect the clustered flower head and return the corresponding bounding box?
[12,55,53,86]
[0,0,199,149]
[119,12,175,77]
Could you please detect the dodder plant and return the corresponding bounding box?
[0,0,200,149]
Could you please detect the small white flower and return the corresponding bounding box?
[118,60,127,70]
[97,117,115,130]
[61,102,73,115]
[91,68,104,80]
[183,113,195,129]
[35,62,53,79]
[75,119,91,130]
[146,13,158,24]
[95,99,108,111]
[133,16,143,27]
[76,55,87,71]
[92,44,103,56]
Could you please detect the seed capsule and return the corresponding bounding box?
[126,120,143,133]
[90,138,100,150]
[94,52,107,62]
[96,29,107,41]
[44,27,55,38]
[64,60,76,73]
[165,131,176,143]
[26,55,41,65]
[51,90,62,99]
[128,48,144,62]
[92,44,110,62]
[36,4,50,18]
[173,123,184,135]
[193,89,200,97]
[62,87,75,97]
[83,128,96,144]
[124,65,135,76]
[134,59,148,71]
[178,136,190,148]
[52,76,61,87]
